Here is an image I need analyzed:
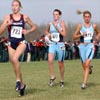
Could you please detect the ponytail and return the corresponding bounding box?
[76,10,83,15]
[76,10,92,17]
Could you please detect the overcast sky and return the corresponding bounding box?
[0,0,100,25]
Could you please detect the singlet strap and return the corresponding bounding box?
[82,23,93,28]
[21,14,24,20]
[51,20,61,30]
[10,14,13,20]
[9,14,24,21]
[51,20,62,25]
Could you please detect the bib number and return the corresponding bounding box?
[51,33,60,42]
[11,26,22,38]
[84,31,93,40]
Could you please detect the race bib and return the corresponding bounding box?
[11,26,22,38]
[51,33,60,42]
[84,31,93,40]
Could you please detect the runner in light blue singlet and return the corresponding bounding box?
[49,21,65,61]
[45,9,67,87]
[78,23,94,63]
[74,10,100,89]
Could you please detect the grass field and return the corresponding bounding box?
[0,59,100,100]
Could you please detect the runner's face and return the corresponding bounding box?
[12,1,20,14]
[53,11,60,21]
[84,13,91,23]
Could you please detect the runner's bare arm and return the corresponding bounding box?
[73,23,82,40]
[93,24,100,40]
[23,15,36,35]
[45,23,51,38]
[55,21,66,37]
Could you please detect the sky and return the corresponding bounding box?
[0,0,100,25]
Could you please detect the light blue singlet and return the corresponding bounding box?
[48,21,65,61]
[78,23,94,63]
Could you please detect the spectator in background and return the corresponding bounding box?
[0,37,9,62]
[26,41,32,62]
[73,41,80,59]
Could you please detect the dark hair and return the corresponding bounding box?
[53,9,62,15]
[12,0,22,8]
[76,10,92,18]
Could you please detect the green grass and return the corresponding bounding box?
[0,59,100,100]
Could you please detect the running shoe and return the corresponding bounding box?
[59,81,64,87]
[15,81,21,92]
[81,83,87,89]
[49,77,56,86]
[19,84,26,96]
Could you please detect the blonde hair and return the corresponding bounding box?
[76,10,83,15]
[12,0,22,8]
[76,10,92,17]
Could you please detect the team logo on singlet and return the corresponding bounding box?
[11,26,22,38]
